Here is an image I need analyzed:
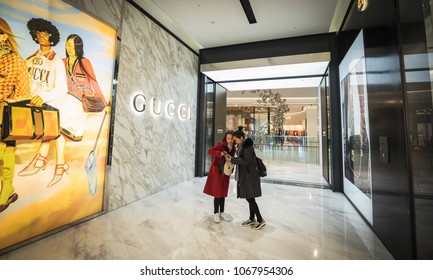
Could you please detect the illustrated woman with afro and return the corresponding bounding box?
[18,18,69,188]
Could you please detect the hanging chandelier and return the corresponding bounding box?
[242,89,290,135]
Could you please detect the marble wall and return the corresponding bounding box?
[67,0,198,211]
[65,0,124,29]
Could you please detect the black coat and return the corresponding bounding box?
[231,138,262,199]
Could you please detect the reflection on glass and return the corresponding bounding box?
[342,57,372,199]
[401,0,433,259]
[204,78,215,174]
[339,30,373,225]
[326,73,332,185]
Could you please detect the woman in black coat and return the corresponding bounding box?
[225,130,265,230]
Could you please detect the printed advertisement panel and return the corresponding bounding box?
[339,30,373,225]
[0,0,116,252]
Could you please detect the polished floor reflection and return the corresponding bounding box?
[0,177,393,260]
[256,146,328,185]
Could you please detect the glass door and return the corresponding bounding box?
[204,77,216,174]
[319,69,330,183]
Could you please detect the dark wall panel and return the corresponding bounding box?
[415,199,433,259]
[365,25,413,259]
[200,34,334,64]
[339,0,414,259]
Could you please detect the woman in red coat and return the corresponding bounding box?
[203,130,236,223]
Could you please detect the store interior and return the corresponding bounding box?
[202,52,330,186]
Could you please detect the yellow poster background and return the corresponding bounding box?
[0,0,116,251]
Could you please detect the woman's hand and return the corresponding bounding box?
[225,155,232,162]
[29,95,44,106]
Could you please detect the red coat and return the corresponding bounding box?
[203,141,236,198]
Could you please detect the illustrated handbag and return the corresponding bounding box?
[0,100,60,141]
[82,90,106,113]
[69,75,105,113]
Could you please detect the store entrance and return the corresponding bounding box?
[225,91,328,187]
[201,53,332,187]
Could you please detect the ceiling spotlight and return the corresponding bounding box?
[357,0,368,12]
[240,0,257,24]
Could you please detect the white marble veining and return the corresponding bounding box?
[65,0,199,211]
[0,178,394,260]
[64,1,199,211]
[107,3,198,210]
[65,0,124,29]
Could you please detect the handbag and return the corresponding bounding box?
[219,148,235,176]
[218,156,226,174]
[69,74,105,113]
[223,161,234,176]
[0,100,60,141]
[82,90,106,113]
[256,156,267,177]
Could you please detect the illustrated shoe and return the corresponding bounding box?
[0,193,18,213]
[18,153,48,176]
[241,219,256,227]
[220,212,232,222]
[213,213,221,223]
[252,220,266,230]
[47,162,69,188]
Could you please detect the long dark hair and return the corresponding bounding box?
[65,34,95,81]
[222,130,234,142]
[233,130,245,139]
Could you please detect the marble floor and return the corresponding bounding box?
[0,177,393,260]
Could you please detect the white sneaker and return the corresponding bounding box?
[220,212,232,222]
[213,213,220,223]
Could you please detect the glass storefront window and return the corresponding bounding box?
[226,105,324,185]
[204,78,215,174]
[400,0,433,259]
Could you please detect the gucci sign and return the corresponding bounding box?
[132,93,192,120]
